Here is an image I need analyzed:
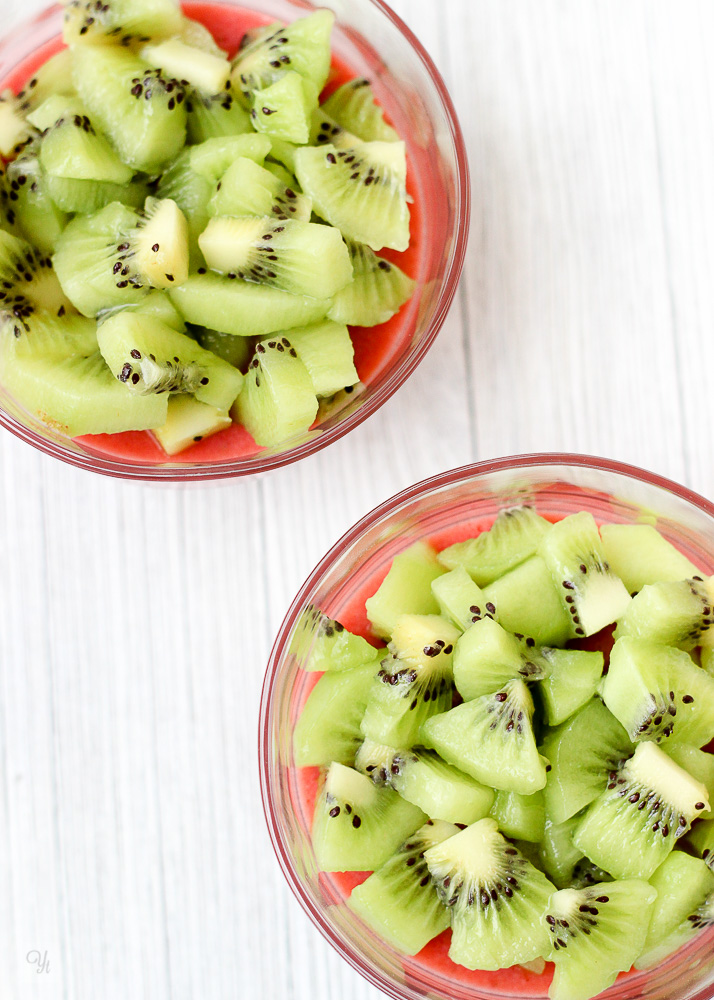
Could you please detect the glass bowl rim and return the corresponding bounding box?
[0,0,471,482]
[259,451,714,999]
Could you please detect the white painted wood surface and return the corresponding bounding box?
[1,1,714,997]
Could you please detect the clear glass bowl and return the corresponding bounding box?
[260,453,714,1000]
[0,0,469,481]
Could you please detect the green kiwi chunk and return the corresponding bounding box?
[192,328,251,369]
[600,523,703,593]
[62,0,183,46]
[360,614,460,747]
[0,310,96,371]
[293,660,379,767]
[601,636,714,747]
[189,133,271,182]
[539,511,632,637]
[328,239,415,327]
[686,818,714,869]
[431,566,497,633]
[124,197,189,290]
[348,819,456,955]
[636,852,714,969]
[72,46,187,174]
[365,541,444,639]
[0,90,36,156]
[116,290,185,331]
[199,215,353,300]
[539,697,634,825]
[538,814,584,888]
[483,556,573,647]
[452,617,547,701]
[422,679,547,794]
[573,741,709,879]
[665,744,714,819]
[309,109,362,151]
[544,880,657,1000]
[354,738,398,785]
[186,83,252,143]
[569,859,613,889]
[283,320,358,397]
[538,648,604,726]
[294,141,410,252]
[15,50,76,115]
[208,156,312,222]
[312,761,426,872]
[390,749,495,825]
[438,507,551,586]
[489,789,545,842]
[153,394,230,455]
[7,146,68,253]
[616,577,714,648]
[170,272,330,338]
[234,335,317,447]
[141,39,230,96]
[250,71,317,144]
[322,78,399,143]
[289,605,377,672]
[0,229,73,320]
[39,108,133,185]
[156,148,213,266]
[424,818,555,970]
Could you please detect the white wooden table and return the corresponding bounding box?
[2,1,714,997]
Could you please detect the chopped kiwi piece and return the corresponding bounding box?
[539,511,631,637]
[26,93,83,132]
[452,617,546,701]
[354,738,398,786]
[289,605,377,672]
[422,679,547,794]
[40,109,133,185]
[600,523,702,593]
[170,272,330,338]
[544,880,657,1000]
[234,336,317,447]
[189,132,271,182]
[283,320,358,397]
[0,311,96,371]
[192,328,251,369]
[179,17,227,58]
[125,197,189,290]
[601,636,714,747]
[0,90,35,156]
[72,47,187,174]
[62,0,183,46]
[312,761,426,872]
[348,819,456,955]
[438,507,551,586]
[199,216,353,300]
[47,174,149,216]
[328,239,415,327]
[7,146,68,254]
[322,78,399,143]
[482,556,573,647]
[98,312,243,410]
[250,71,317,144]
[538,814,584,888]
[687,819,714,870]
[424,818,555,970]
[489,789,545,842]
[0,229,73,320]
[295,141,410,252]
[573,741,709,880]
[153,394,230,455]
[16,50,76,115]
[293,660,378,767]
[360,615,459,747]
[185,82,252,143]
[309,109,362,151]
[636,852,714,968]
[538,648,604,726]
[119,290,185,331]
[155,147,213,264]
[365,541,444,639]
[390,749,494,825]
[540,697,634,825]
[208,156,312,222]
[231,11,334,105]
[141,39,230,96]
[431,566,496,633]
[616,577,714,648]
[664,744,714,819]
[570,859,613,889]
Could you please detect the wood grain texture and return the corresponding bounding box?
[1,1,714,998]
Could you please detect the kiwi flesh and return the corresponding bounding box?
[544,880,657,1000]
[322,78,399,143]
[293,660,378,768]
[365,541,444,640]
[452,616,547,701]
[665,744,714,819]
[438,507,551,586]
[0,311,96,371]
[294,141,410,252]
[198,216,353,300]
[686,818,714,870]
[62,0,183,46]
[289,605,377,673]
[616,577,714,648]
[489,789,545,842]
[185,82,252,143]
[120,197,189,290]
[573,740,710,879]
[348,819,456,955]
[192,327,252,369]
[155,147,212,264]
[97,311,243,410]
[601,636,714,747]
[141,39,230,96]
[390,749,495,825]
[431,566,497,633]
[537,648,604,726]
[153,394,230,455]
[539,511,632,637]
[0,229,73,323]
[360,615,460,747]
[328,238,415,327]
[422,679,547,794]
[312,761,426,872]
[424,818,555,970]
[282,320,358,397]
[250,71,317,144]
[208,156,312,222]
[39,108,133,187]
[482,556,573,647]
[635,852,714,968]
[354,738,398,786]
[7,145,68,253]
[538,814,584,888]
[600,523,702,593]
[0,90,36,157]
[189,133,271,182]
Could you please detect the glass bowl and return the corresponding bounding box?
[260,453,714,1000]
[0,0,469,481]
